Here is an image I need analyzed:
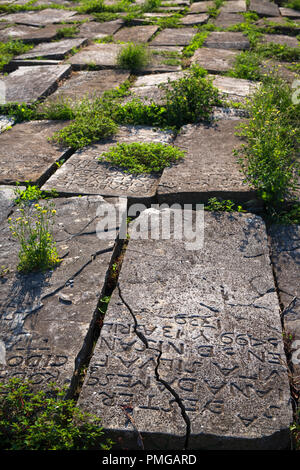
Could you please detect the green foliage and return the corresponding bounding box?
[205,197,245,213]
[183,30,211,57]
[0,378,113,450]
[37,97,76,121]
[92,11,120,21]
[100,142,185,174]
[113,99,167,127]
[156,14,182,29]
[142,0,161,12]
[256,41,300,62]
[56,25,79,39]
[117,42,151,72]
[284,0,300,10]
[0,39,33,71]
[227,50,262,81]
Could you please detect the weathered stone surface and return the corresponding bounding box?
[0,185,25,224]
[203,32,250,50]
[260,34,299,48]
[190,47,238,73]
[44,69,130,103]
[269,225,300,389]
[0,196,118,388]
[248,0,280,17]
[256,16,300,34]
[221,0,246,13]
[78,210,292,450]
[42,126,174,201]
[0,120,72,185]
[189,1,214,13]
[180,13,209,25]
[0,65,71,104]
[0,24,58,43]
[133,71,185,87]
[214,12,244,28]
[157,119,254,204]
[0,9,78,26]
[113,25,159,43]
[12,38,88,61]
[210,75,259,103]
[124,71,184,104]
[150,27,197,46]
[78,19,124,38]
[279,7,300,19]
[66,43,124,69]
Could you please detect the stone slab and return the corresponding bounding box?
[190,47,238,73]
[0,195,118,388]
[66,43,124,70]
[214,12,245,28]
[189,1,214,14]
[113,25,159,43]
[210,75,260,103]
[0,9,78,27]
[150,27,197,46]
[203,32,250,50]
[180,13,209,25]
[248,0,280,18]
[260,34,299,48]
[78,210,292,450]
[42,126,174,201]
[0,24,58,43]
[221,0,246,13]
[269,224,300,389]
[44,69,130,104]
[0,185,25,224]
[78,19,124,38]
[157,119,254,204]
[0,120,72,185]
[12,38,88,61]
[0,64,71,104]
[279,7,300,19]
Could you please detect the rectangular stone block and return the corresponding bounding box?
[113,25,159,43]
[78,19,124,38]
[180,14,209,25]
[190,47,238,73]
[66,43,123,70]
[221,0,246,13]
[248,0,280,17]
[203,32,250,50]
[77,210,293,450]
[0,196,118,389]
[11,38,88,61]
[150,27,197,46]
[0,9,78,26]
[189,1,214,14]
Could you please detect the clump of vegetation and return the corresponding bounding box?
[284,0,300,10]
[100,142,185,174]
[0,39,33,71]
[56,25,79,39]
[205,197,245,213]
[117,42,151,72]
[227,50,262,81]
[142,0,161,12]
[0,378,113,450]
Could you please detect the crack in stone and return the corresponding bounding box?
[117,282,191,450]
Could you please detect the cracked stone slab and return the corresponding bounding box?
[78,210,292,450]
[190,47,238,73]
[0,64,71,104]
[150,27,197,46]
[10,38,88,62]
[157,119,255,204]
[113,25,159,43]
[0,185,25,224]
[189,1,214,13]
[65,43,124,70]
[0,120,72,185]
[259,34,299,48]
[0,196,118,388]
[203,32,250,50]
[41,126,174,201]
[0,9,78,26]
[248,0,280,17]
[269,224,300,389]
[43,69,130,104]
[78,19,124,38]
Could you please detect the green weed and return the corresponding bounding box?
[116,42,151,72]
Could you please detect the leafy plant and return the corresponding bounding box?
[0,39,33,71]
[117,42,151,72]
[99,142,185,174]
[56,25,79,39]
[227,50,262,81]
[0,378,113,450]
[284,0,300,10]
[205,197,245,212]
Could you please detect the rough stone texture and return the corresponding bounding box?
[221,0,246,13]
[150,27,197,46]
[214,12,245,28]
[0,120,72,185]
[42,126,174,201]
[78,210,292,450]
[78,19,124,38]
[0,185,25,224]
[113,25,159,43]
[66,43,124,70]
[0,65,71,104]
[43,69,130,104]
[0,9,78,26]
[260,34,299,48]
[210,75,259,103]
[11,38,88,61]
[0,196,118,388]
[269,225,300,389]
[157,119,254,204]
[180,14,209,26]
[0,24,59,43]
[248,0,280,17]
[190,47,238,73]
[133,71,185,87]
[203,32,250,50]
[279,7,300,19]
[256,17,300,34]
[189,1,214,13]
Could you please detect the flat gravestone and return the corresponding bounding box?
[269,225,300,387]
[78,19,124,38]
[190,47,238,73]
[180,14,209,26]
[0,65,71,104]
[11,38,88,61]
[220,0,246,13]
[150,28,197,46]
[77,210,292,450]
[1,9,78,26]
[279,7,300,19]
[157,119,254,204]
[113,25,159,43]
[42,126,174,202]
[260,34,299,48]
[0,185,25,224]
[66,43,124,70]
[248,0,280,17]
[203,32,250,50]
[189,1,214,13]
[0,196,118,389]
[0,120,72,185]
[44,69,130,104]
[214,12,245,28]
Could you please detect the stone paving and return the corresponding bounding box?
[0,0,299,451]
